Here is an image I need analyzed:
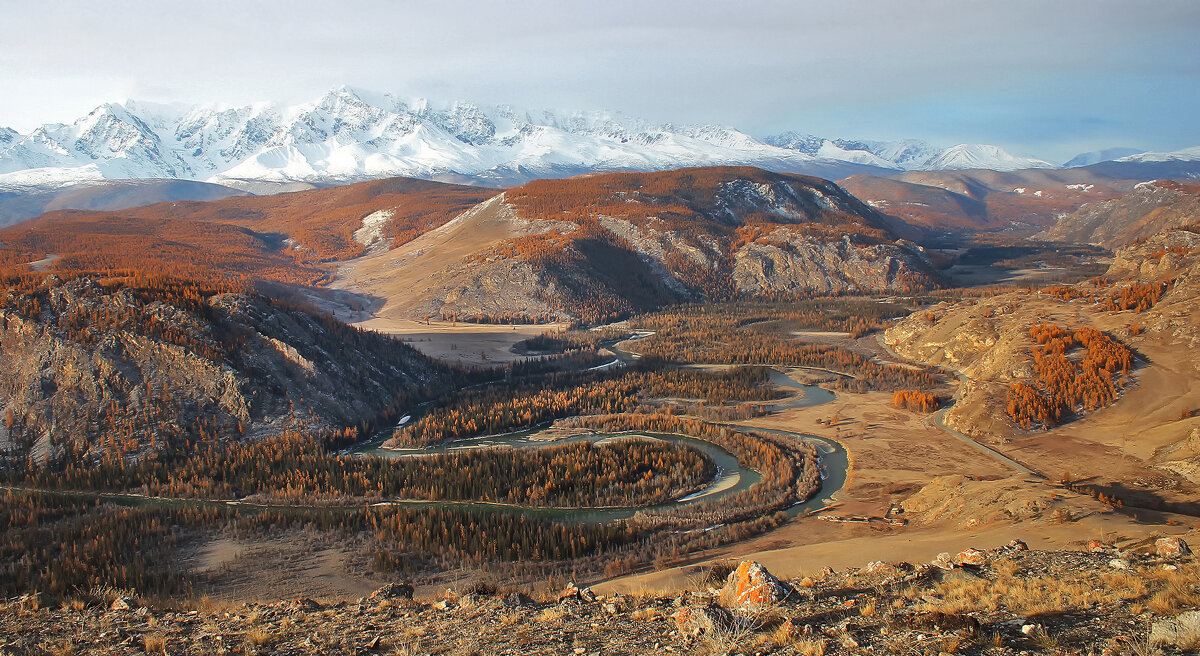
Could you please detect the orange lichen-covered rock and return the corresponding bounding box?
[720,561,790,607]
[952,548,987,567]
[1155,537,1192,558]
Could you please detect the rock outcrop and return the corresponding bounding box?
[720,561,790,607]
[0,276,450,461]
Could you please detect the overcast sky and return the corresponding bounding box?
[2,0,1197,162]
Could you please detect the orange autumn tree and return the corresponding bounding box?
[1006,323,1133,429]
[892,389,938,412]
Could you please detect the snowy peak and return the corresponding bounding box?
[921,144,1055,171]
[761,134,1048,172]
[1114,145,1200,163]
[0,87,1102,188]
[1063,147,1145,168]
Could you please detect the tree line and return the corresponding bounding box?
[6,431,715,510]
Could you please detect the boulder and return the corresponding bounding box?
[369,583,414,600]
[558,581,595,603]
[1155,537,1192,558]
[1087,540,1114,553]
[1150,610,1200,648]
[110,597,137,612]
[674,606,733,636]
[720,561,790,607]
[931,552,955,570]
[1006,539,1029,551]
[952,548,987,567]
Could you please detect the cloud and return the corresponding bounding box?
[0,0,1197,160]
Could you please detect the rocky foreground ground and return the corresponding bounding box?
[1,539,1197,656]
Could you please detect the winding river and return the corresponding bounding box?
[15,336,849,525]
[344,361,848,523]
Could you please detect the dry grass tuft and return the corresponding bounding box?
[925,561,1181,617]
[1026,626,1060,650]
[794,638,827,656]
[630,607,662,621]
[45,641,77,656]
[142,633,167,654]
[536,606,568,623]
[1144,563,1200,614]
[499,611,523,626]
[245,627,278,648]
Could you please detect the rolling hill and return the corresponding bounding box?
[841,169,1136,233]
[333,167,941,324]
[0,177,496,285]
[0,179,250,228]
[1037,180,1200,248]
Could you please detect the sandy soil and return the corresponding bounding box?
[184,531,390,602]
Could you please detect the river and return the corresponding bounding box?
[344,362,847,522]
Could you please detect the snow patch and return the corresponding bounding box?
[353,209,396,251]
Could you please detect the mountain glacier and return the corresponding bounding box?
[0,87,1070,189]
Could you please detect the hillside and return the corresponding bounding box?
[1038,180,1200,248]
[334,167,941,325]
[882,221,1200,513]
[0,177,495,285]
[842,169,1134,233]
[0,274,450,463]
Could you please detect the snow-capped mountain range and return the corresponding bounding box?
[0,87,1183,190]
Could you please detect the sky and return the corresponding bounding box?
[1,0,1198,162]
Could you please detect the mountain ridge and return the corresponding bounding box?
[0,87,1118,190]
